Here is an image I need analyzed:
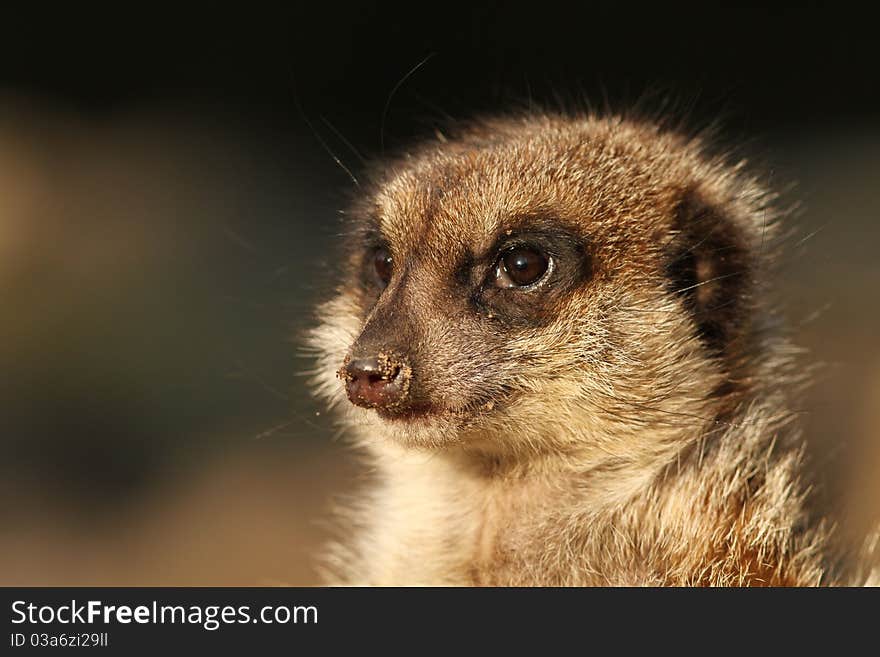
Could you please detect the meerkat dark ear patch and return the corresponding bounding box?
[665,189,752,356]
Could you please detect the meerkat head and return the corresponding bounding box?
[308,114,778,461]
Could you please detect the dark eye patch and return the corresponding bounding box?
[372,246,393,287]
[453,248,475,287]
[495,246,550,288]
[472,224,594,326]
[354,226,394,294]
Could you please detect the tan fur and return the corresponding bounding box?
[306,113,878,586]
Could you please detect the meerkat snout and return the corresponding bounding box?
[340,353,411,410]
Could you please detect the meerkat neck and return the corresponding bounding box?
[385,374,790,514]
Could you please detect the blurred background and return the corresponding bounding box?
[1,6,878,585]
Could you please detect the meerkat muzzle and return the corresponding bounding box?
[339,353,412,411]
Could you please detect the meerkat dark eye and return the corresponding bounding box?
[372,246,393,287]
[494,246,550,288]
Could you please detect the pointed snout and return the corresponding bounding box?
[339,352,412,411]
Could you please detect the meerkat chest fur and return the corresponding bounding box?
[353,420,825,586]
[362,445,591,586]
[370,446,548,584]
[308,112,872,586]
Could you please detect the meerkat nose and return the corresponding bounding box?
[340,353,411,410]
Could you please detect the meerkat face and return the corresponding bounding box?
[310,115,770,456]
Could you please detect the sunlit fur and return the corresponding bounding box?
[306,113,878,585]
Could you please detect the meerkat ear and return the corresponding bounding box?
[664,188,753,356]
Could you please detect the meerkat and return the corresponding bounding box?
[306,112,879,586]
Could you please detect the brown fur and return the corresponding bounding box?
[306,113,877,586]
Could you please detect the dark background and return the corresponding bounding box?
[1,5,878,584]
[5,6,878,133]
